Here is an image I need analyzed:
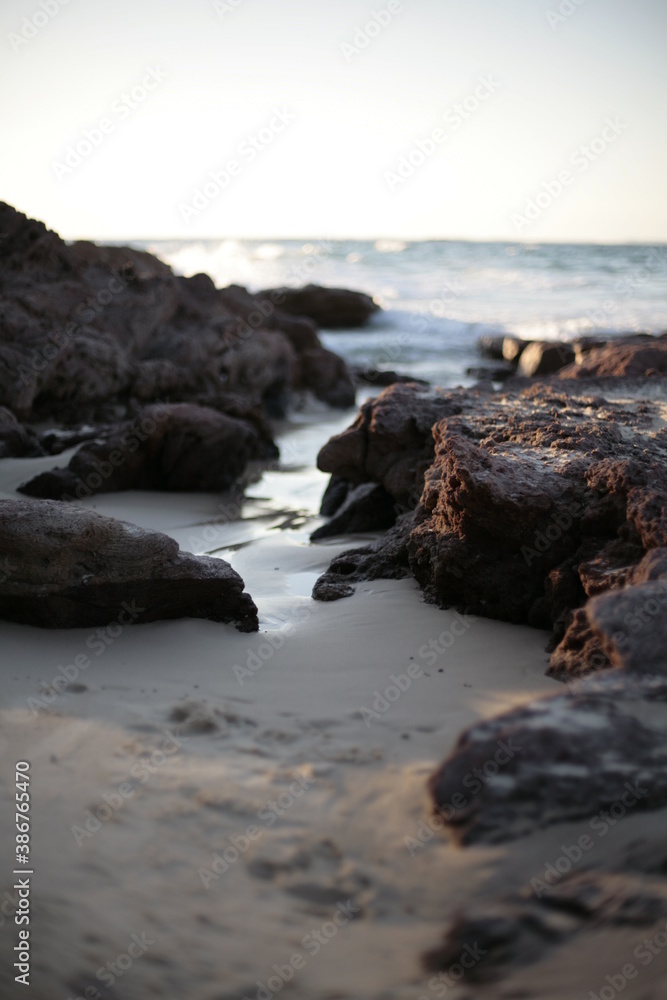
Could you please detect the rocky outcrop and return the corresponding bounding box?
[0,498,258,630]
[424,842,667,984]
[428,671,667,845]
[518,341,575,376]
[557,339,667,379]
[317,382,479,511]
[0,203,363,422]
[0,406,43,458]
[314,380,667,655]
[17,402,278,500]
[259,283,379,329]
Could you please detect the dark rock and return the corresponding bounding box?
[428,671,667,845]
[0,407,43,458]
[18,403,276,500]
[319,475,351,517]
[478,336,505,361]
[312,513,414,601]
[558,339,667,379]
[465,363,515,382]
[518,341,575,376]
[0,203,357,420]
[294,348,356,408]
[310,482,396,540]
[0,498,258,630]
[350,366,429,388]
[424,854,667,983]
[259,284,379,329]
[317,383,475,510]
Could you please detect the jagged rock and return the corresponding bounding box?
[428,672,667,845]
[0,203,357,420]
[317,383,475,510]
[0,498,258,630]
[558,339,667,379]
[259,283,379,329]
[314,380,667,642]
[0,407,43,458]
[312,513,414,600]
[424,847,667,983]
[310,482,396,540]
[18,403,277,500]
[518,341,575,376]
[550,548,667,678]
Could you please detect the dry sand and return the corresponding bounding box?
[1,404,665,1000]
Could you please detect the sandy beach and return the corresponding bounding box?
[2,400,666,999]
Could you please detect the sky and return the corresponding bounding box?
[1,0,666,242]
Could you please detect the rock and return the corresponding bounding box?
[428,671,667,845]
[0,203,357,420]
[478,335,505,361]
[310,482,397,540]
[0,407,43,458]
[424,850,667,984]
[317,383,475,511]
[558,339,667,379]
[315,379,667,654]
[312,513,414,600]
[465,363,515,382]
[319,475,352,518]
[18,403,276,500]
[0,498,258,631]
[549,548,667,678]
[518,341,575,376]
[259,284,379,329]
[350,366,429,388]
[501,336,528,364]
[294,348,356,408]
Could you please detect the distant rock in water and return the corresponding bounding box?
[18,402,278,500]
[0,202,357,423]
[258,283,379,329]
[0,498,258,631]
[0,406,44,458]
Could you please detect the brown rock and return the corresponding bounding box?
[260,283,379,328]
[0,498,258,630]
[518,341,575,376]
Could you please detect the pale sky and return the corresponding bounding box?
[1,0,666,242]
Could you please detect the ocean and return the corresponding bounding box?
[139,238,667,389]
